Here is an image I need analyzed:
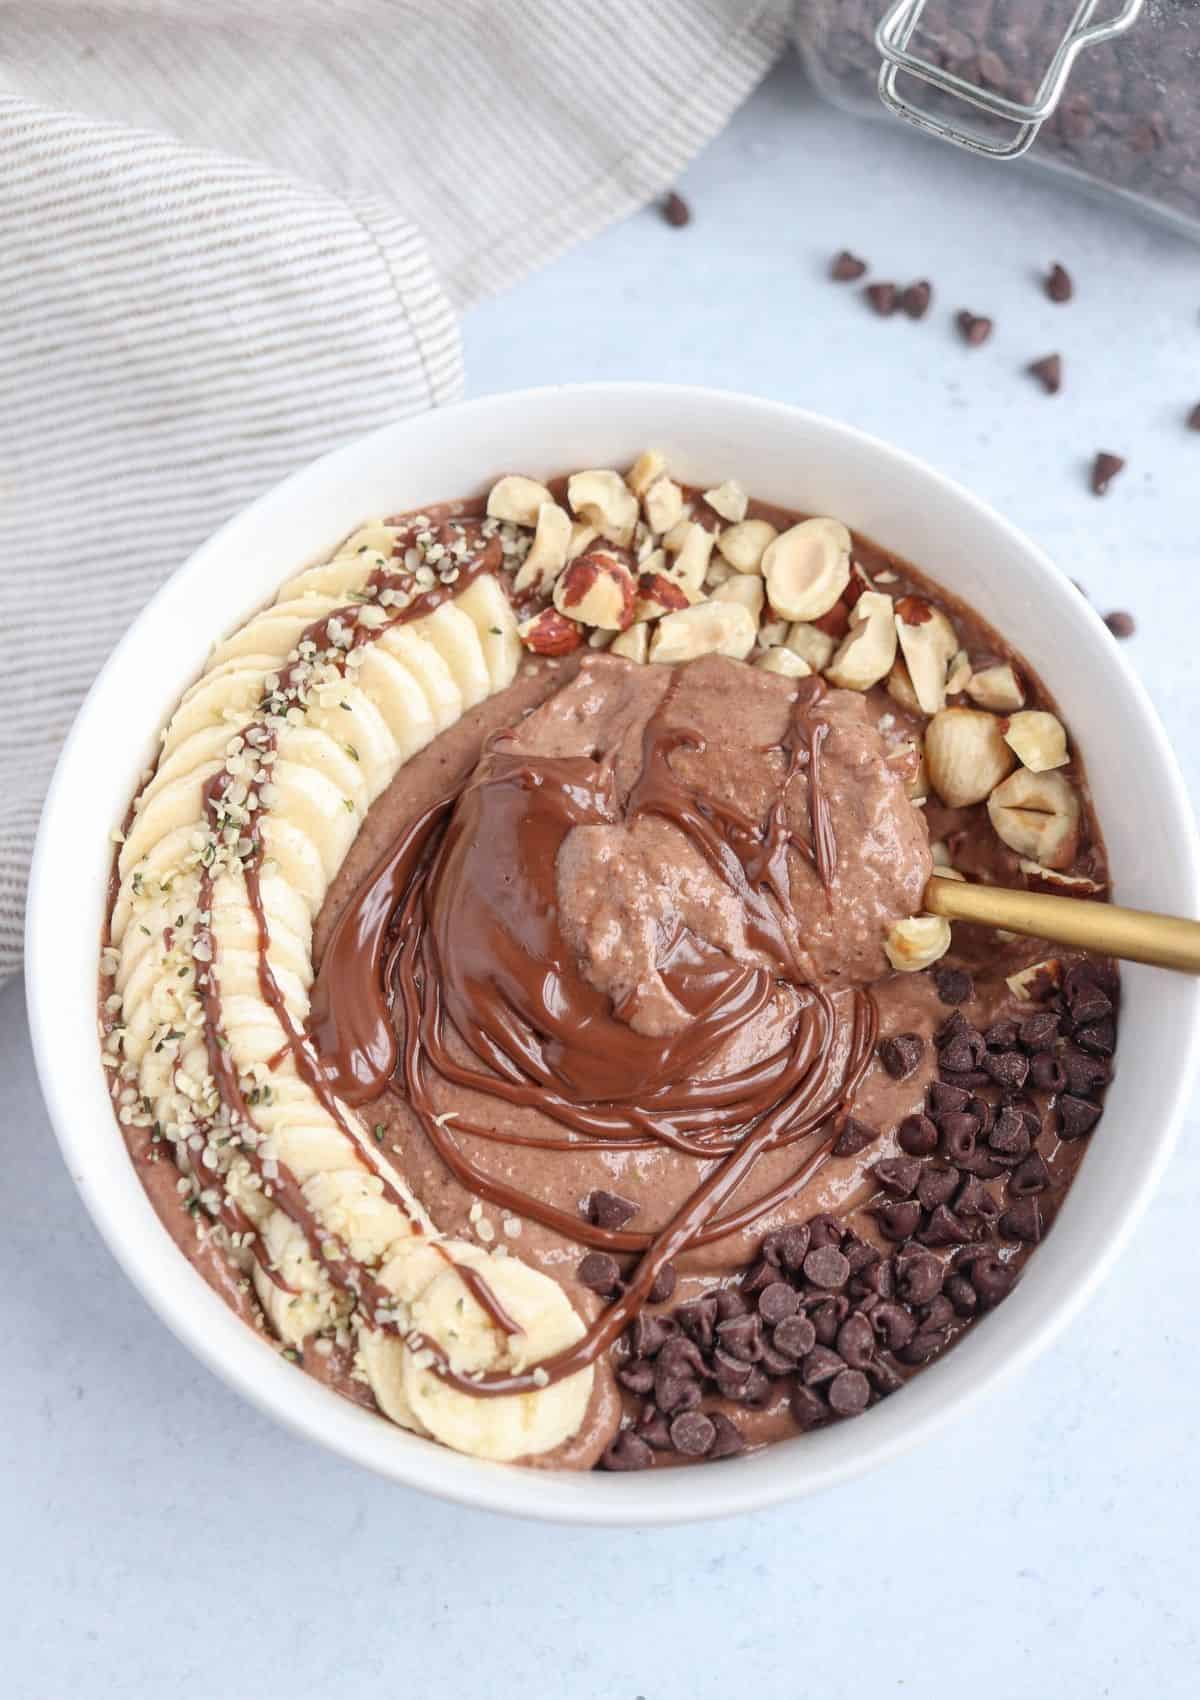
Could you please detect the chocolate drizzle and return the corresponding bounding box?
[305,667,878,1397]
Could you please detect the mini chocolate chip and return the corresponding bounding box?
[714,1288,749,1321]
[944,1274,979,1317]
[577,1251,622,1296]
[920,1294,956,1331]
[729,1367,771,1407]
[741,1259,778,1297]
[1045,262,1073,302]
[791,1385,830,1430]
[617,1357,656,1394]
[1103,610,1135,638]
[602,1428,655,1471]
[920,1205,973,1248]
[1091,451,1125,496]
[760,1341,800,1377]
[833,1116,880,1157]
[990,1105,1032,1158]
[635,1406,674,1450]
[706,1412,746,1459]
[1029,353,1062,393]
[986,1019,1020,1050]
[801,1344,846,1387]
[669,1410,716,1457]
[895,1247,944,1306]
[648,1261,677,1304]
[984,1049,1030,1089]
[917,1164,960,1210]
[773,1313,817,1360]
[934,966,974,1006]
[1010,1152,1051,1195]
[803,1245,851,1290]
[956,309,993,346]
[807,1213,844,1250]
[842,1233,879,1275]
[859,1257,895,1300]
[586,1189,638,1230]
[940,1112,979,1164]
[866,281,898,315]
[898,1113,940,1156]
[941,1068,991,1089]
[809,1295,850,1346]
[836,1312,875,1370]
[711,1346,752,1386]
[1000,1197,1043,1243]
[657,1336,706,1377]
[868,1354,904,1395]
[675,1296,719,1350]
[654,1372,702,1415]
[1075,1018,1116,1057]
[898,1328,948,1365]
[873,1155,922,1196]
[661,191,691,228]
[880,1033,925,1080]
[716,1313,763,1363]
[761,1223,811,1272]
[928,1080,971,1117]
[758,1281,800,1326]
[1019,1012,1061,1052]
[871,1302,916,1351]
[1062,1049,1110,1097]
[831,249,868,281]
[936,1009,969,1044]
[969,1252,1017,1308]
[875,1199,922,1241]
[632,1313,674,1358]
[900,279,933,318]
[958,1149,1008,1180]
[828,1368,871,1416]
[1029,1052,1067,1093]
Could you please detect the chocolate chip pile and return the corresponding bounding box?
[600,955,1118,1470]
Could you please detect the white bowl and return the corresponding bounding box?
[27,383,1200,1526]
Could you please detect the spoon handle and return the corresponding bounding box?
[923,877,1200,974]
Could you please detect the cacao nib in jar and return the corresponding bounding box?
[793,0,1200,239]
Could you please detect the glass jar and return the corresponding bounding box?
[795,0,1200,240]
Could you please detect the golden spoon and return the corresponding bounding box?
[924,876,1200,975]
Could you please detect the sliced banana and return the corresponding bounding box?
[413,602,491,708]
[252,1210,342,1345]
[208,596,341,669]
[162,666,272,758]
[453,574,521,691]
[377,627,463,732]
[353,647,438,760]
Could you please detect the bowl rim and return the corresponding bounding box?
[26,381,1200,1526]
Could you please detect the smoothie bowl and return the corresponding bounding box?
[27,384,1200,1524]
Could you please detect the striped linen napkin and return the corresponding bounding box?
[0,0,790,981]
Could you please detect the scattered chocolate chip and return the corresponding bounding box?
[953,1173,992,1219]
[711,1347,752,1389]
[617,1358,656,1395]
[934,966,974,1006]
[1029,353,1062,394]
[1103,610,1135,639]
[803,1245,851,1291]
[759,1340,799,1378]
[647,1261,677,1304]
[989,1105,1032,1158]
[866,281,898,315]
[940,1112,980,1165]
[740,1259,777,1298]
[670,1410,716,1457]
[871,1302,916,1352]
[1058,1094,1102,1139]
[859,1257,895,1301]
[714,1288,748,1322]
[1029,1053,1067,1093]
[875,1199,922,1241]
[917,1165,960,1210]
[1062,1048,1110,1096]
[773,1313,817,1361]
[758,1281,800,1326]
[868,1354,904,1396]
[577,1251,622,1296]
[729,1367,771,1407]
[1000,1197,1043,1244]
[984,1049,1030,1089]
[602,1428,655,1470]
[632,1312,674,1358]
[895,1247,944,1306]
[828,1368,871,1416]
[985,1019,1020,1050]
[956,310,993,346]
[968,1252,1017,1308]
[1045,262,1073,303]
[842,1233,878,1275]
[675,1295,718,1350]
[586,1189,638,1230]
[706,1412,746,1459]
[661,191,691,228]
[944,1274,979,1318]
[1010,1152,1051,1195]
[807,1213,844,1250]
[898,1112,940,1156]
[635,1406,674,1450]
[939,1026,985,1072]
[928,1080,970,1117]
[937,1009,970,1044]
[900,279,933,319]
[654,1371,702,1415]
[833,1116,879,1157]
[1019,1012,1060,1052]
[831,249,867,281]
[809,1295,850,1346]
[873,1155,922,1197]
[657,1336,706,1377]
[836,1312,876,1370]
[920,1205,972,1248]
[716,1312,763,1363]
[898,1328,948,1366]
[967,1095,994,1137]
[800,1344,846,1387]
[1091,451,1126,496]
[791,1385,830,1431]
[761,1223,811,1272]
[880,1032,925,1080]
[920,1294,956,1331]
[1075,1018,1116,1057]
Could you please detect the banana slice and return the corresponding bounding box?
[412,602,491,709]
[264,760,359,880]
[140,723,240,804]
[377,626,463,732]
[257,817,328,913]
[299,1169,418,1267]
[400,1249,592,1462]
[453,574,521,692]
[209,873,312,987]
[252,1209,342,1345]
[300,683,400,801]
[208,597,341,669]
[111,828,201,944]
[219,990,290,1067]
[162,665,272,758]
[353,647,437,759]
[275,725,369,814]
[259,1120,356,1183]
[120,764,222,874]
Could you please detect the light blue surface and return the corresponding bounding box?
[3,59,1198,1700]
